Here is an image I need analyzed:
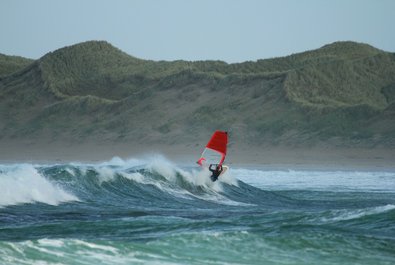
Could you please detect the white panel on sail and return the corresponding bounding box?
[200,148,224,167]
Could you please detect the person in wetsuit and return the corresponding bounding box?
[209,164,223,182]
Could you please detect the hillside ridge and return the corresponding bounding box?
[1,40,394,148]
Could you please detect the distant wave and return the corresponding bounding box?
[233,168,395,192]
[320,204,395,222]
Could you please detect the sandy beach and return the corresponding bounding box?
[1,140,394,170]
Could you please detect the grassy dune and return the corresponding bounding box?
[0,40,394,148]
[0,54,33,77]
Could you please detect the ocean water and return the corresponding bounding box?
[0,156,394,265]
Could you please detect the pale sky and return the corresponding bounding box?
[1,0,394,63]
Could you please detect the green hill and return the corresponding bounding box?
[0,40,394,148]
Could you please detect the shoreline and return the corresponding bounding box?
[1,141,394,171]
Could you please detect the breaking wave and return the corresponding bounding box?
[0,164,78,207]
[0,156,260,209]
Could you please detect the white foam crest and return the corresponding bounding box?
[321,204,395,222]
[38,239,65,248]
[145,155,211,188]
[85,155,182,185]
[0,164,79,207]
[64,167,76,177]
[121,172,145,182]
[86,157,145,184]
[105,157,195,200]
[94,166,117,184]
[233,168,395,192]
[67,156,142,168]
[97,156,145,168]
[147,154,178,182]
[73,239,118,253]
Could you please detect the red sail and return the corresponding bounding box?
[206,131,228,156]
[197,131,228,166]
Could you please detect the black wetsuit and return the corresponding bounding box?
[209,164,223,182]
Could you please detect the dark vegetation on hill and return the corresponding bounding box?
[0,41,394,148]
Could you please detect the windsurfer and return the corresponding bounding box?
[209,164,223,182]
